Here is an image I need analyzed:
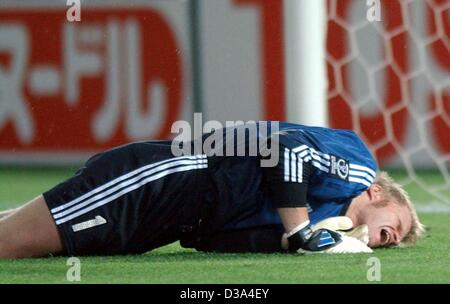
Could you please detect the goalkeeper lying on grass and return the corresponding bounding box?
[0,122,425,258]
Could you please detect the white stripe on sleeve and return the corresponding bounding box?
[290,151,297,182]
[284,148,290,182]
[349,164,376,178]
[349,176,372,187]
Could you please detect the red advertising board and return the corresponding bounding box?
[0,2,190,162]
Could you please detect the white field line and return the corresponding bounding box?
[414,202,450,213]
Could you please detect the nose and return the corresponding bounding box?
[368,230,382,248]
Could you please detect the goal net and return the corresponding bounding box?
[326,0,450,210]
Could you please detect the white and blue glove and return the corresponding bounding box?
[282,218,372,254]
[312,216,371,246]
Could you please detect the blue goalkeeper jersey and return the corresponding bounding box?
[200,122,377,233]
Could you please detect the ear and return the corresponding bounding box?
[367,184,383,201]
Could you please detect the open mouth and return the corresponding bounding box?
[381,228,391,245]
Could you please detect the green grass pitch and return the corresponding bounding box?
[0,167,448,284]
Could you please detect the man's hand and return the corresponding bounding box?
[281,220,373,254]
[312,216,370,245]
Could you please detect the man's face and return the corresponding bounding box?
[363,200,412,248]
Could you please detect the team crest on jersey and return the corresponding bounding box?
[330,155,349,180]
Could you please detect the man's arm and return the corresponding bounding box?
[264,135,371,253]
[278,207,312,252]
[262,136,318,252]
[277,207,309,232]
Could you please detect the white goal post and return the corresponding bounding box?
[284,0,328,127]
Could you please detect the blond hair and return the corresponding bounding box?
[374,171,426,246]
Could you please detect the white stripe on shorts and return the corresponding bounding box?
[52,155,207,225]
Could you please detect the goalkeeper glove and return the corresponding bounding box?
[283,220,373,254]
[312,216,370,245]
